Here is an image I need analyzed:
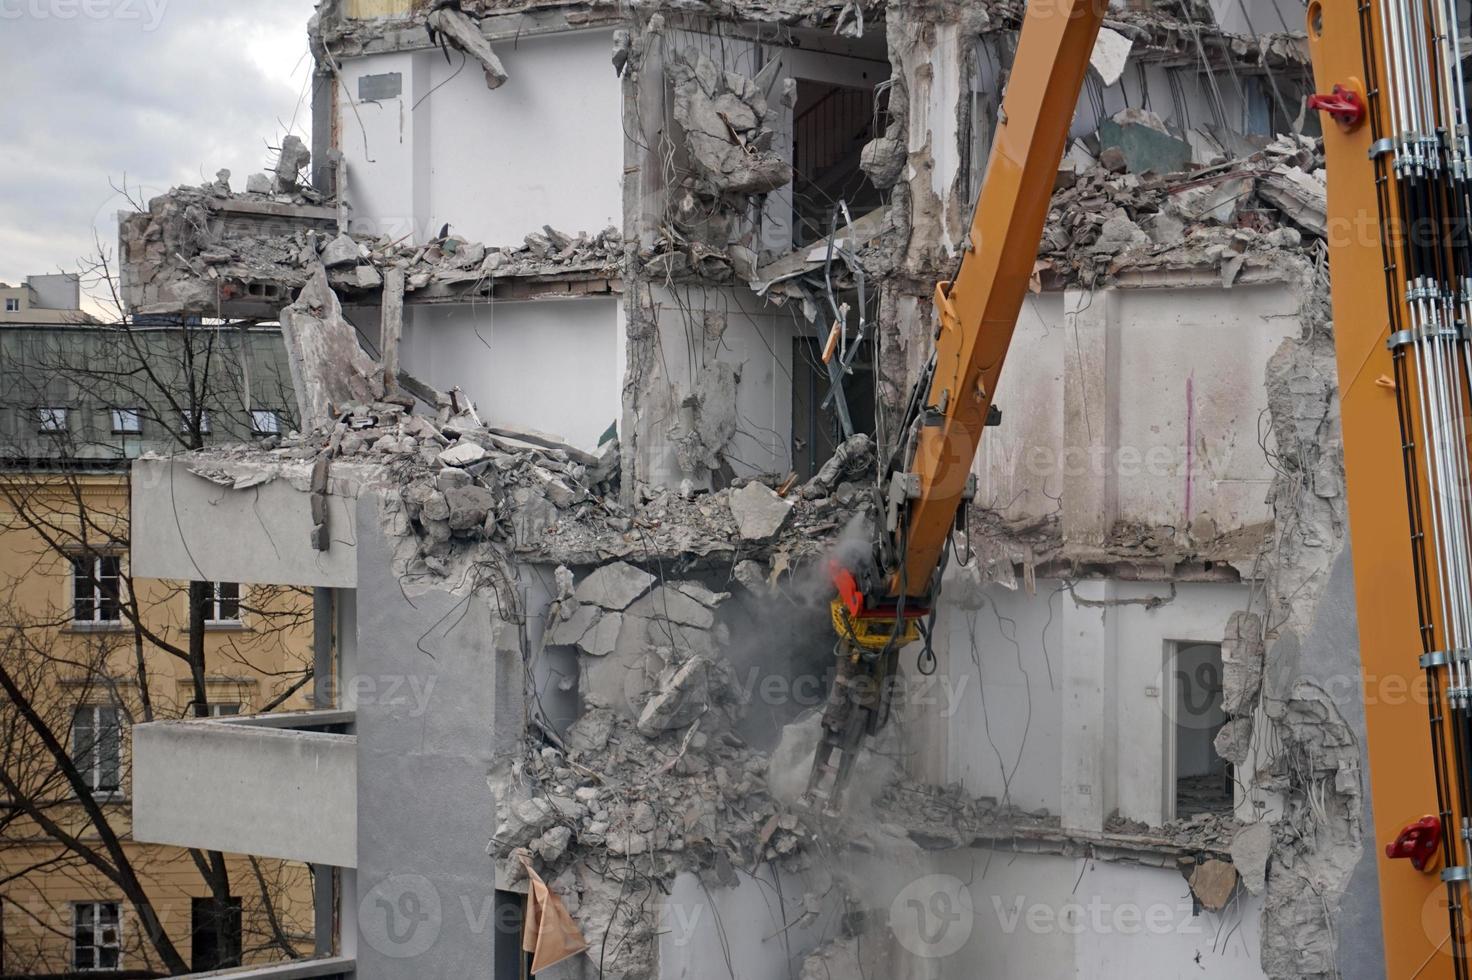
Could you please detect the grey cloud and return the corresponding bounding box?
[0,0,315,299]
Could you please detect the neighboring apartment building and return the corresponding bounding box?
[0,273,98,324]
[116,1,1372,978]
[0,319,316,976]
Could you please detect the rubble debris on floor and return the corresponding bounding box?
[1037,132,1324,289]
[119,165,623,315]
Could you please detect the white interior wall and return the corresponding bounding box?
[941,578,1248,828]
[400,297,621,451]
[953,850,1267,979]
[978,285,1298,543]
[1110,286,1295,534]
[939,580,1066,814]
[338,30,623,246]
[658,848,1264,979]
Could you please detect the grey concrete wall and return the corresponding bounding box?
[1292,547,1386,980]
[132,719,357,867]
[350,494,526,979]
[131,457,359,588]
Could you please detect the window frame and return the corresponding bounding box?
[37,406,68,433]
[4,297,19,312]
[249,409,281,435]
[72,705,123,798]
[73,901,122,973]
[181,409,212,435]
[203,581,242,626]
[71,554,123,627]
[109,407,143,435]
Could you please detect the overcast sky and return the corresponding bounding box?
[0,0,317,307]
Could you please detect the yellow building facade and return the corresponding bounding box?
[0,473,316,973]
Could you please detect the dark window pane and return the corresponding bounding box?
[98,710,120,792]
[217,582,240,621]
[73,708,95,782]
[72,558,93,622]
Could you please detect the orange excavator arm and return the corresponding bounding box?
[1309,0,1471,971]
[807,0,1105,809]
[890,0,1105,599]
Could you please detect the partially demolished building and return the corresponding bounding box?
[121,0,1375,977]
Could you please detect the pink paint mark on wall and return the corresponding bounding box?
[1185,371,1195,525]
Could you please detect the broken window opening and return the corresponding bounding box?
[1171,641,1232,820]
[790,324,876,482]
[790,80,887,249]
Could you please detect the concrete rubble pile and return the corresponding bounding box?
[644,48,796,282]
[320,224,624,294]
[1039,126,1325,288]
[121,161,623,313]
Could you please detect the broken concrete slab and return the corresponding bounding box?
[425,6,508,89]
[636,656,715,736]
[444,484,495,531]
[274,134,311,193]
[1257,165,1328,238]
[577,611,621,658]
[670,52,790,195]
[1231,822,1272,895]
[1220,610,1265,716]
[1089,27,1133,86]
[673,581,729,608]
[321,232,360,268]
[574,561,655,610]
[278,266,382,433]
[549,602,600,646]
[728,481,793,540]
[439,442,488,468]
[625,586,715,629]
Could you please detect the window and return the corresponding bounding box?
[181,410,211,434]
[73,902,121,972]
[109,408,142,434]
[73,555,122,624]
[206,702,242,717]
[4,298,19,312]
[37,407,67,432]
[250,409,280,435]
[73,706,122,795]
[204,581,241,624]
[191,896,242,971]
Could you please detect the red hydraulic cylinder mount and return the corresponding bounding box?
[1385,815,1442,872]
[1307,84,1365,131]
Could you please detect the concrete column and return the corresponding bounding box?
[1061,288,1118,547]
[1060,580,1117,832]
[350,496,526,979]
